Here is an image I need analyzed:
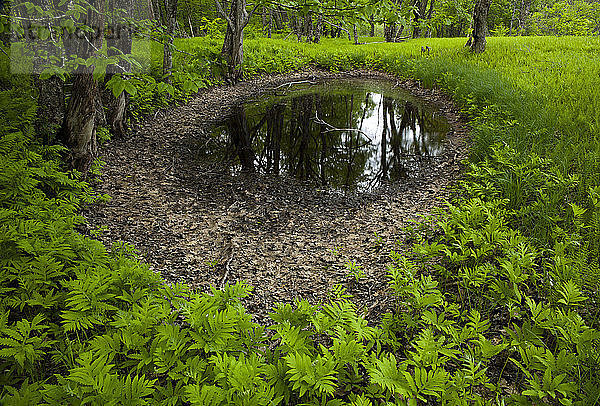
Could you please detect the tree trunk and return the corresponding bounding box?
[104,0,133,138]
[273,8,283,31]
[345,19,351,41]
[353,24,358,44]
[518,0,532,34]
[304,14,313,42]
[61,0,104,174]
[218,0,250,82]
[425,0,435,36]
[313,13,322,43]
[369,15,375,37]
[154,0,165,25]
[35,75,64,144]
[31,0,64,143]
[469,0,491,53]
[0,0,10,47]
[162,0,178,82]
[147,0,155,20]
[186,1,195,36]
[509,0,516,35]
[295,15,302,41]
[267,8,272,38]
[62,67,99,173]
[412,0,428,38]
[384,23,397,42]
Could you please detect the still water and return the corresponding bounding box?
[206,79,450,191]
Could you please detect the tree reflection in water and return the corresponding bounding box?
[214,83,449,191]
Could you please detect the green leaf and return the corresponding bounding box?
[123,81,137,97]
[38,27,50,41]
[106,74,126,98]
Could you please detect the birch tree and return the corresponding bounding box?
[215,0,259,81]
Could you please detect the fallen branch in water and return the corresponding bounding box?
[312,113,373,142]
[272,80,317,90]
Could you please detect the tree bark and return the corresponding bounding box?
[509,0,516,35]
[295,14,302,41]
[273,8,283,31]
[35,75,64,144]
[517,0,532,34]
[30,0,64,143]
[62,67,99,174]
[384,23,397,42]
[218,0,249,82]
[0,0,10,47]
[304,14,313,42]
[186,1,195,36]
[344,19,351,41]
[469,0,491,53]
[61,0,104,173]
[147,0,155,20]
[267,8,272,38]
[313,13,322,43]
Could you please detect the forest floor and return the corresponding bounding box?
[85,69,470,325]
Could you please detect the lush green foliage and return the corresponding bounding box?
[528,1,600,36]
[3,34,600,404]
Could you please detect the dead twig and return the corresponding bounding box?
[219,252,234,289]
[272,80,316,90]
[364,299,381,319]
[312,112,373,142]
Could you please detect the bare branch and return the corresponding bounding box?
[271,79,316,90]
[247,2,261,22]
[0,13,70,21]
[322,18,351,38]
[214,0,234,28]
[313,112,372,142]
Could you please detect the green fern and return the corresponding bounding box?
[285,352,338,399]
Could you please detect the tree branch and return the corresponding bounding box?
[322,18,351,38]
[246,2,262,22]
[313,112,372,142]
[271,79,316,90]
[214,0,234,28]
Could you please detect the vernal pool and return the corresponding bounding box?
[205,79,451,191]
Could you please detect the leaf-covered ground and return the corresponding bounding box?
[85,70,469,324]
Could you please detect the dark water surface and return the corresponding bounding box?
[205,79,450,191]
